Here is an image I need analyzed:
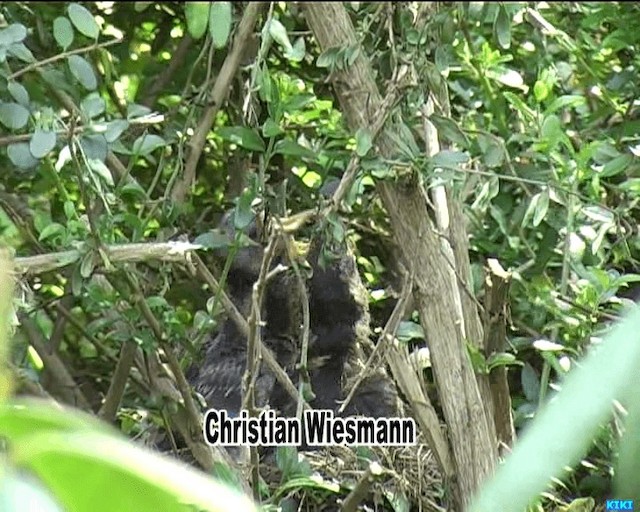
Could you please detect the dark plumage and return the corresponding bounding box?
[190,209,399,424]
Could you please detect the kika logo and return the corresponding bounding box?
[606,500,634,511]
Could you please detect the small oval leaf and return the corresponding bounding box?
[209,2,232,49]
[53,17,74,50]
[8,143,39,169]
[68,55,97,90]
[67,3,99,39]
[0,102,30,130]
[8,82,29,106]
[185,2,211,39]
[30,129,57,159]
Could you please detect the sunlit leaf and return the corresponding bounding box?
[53,17,74,50]
[30,129,57,159]
[209,2,232,49]
[185,2,210,39]
[67,3,99,39]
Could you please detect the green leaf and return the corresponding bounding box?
[8,81,29,106]
[533,80,549,103]
[285,37,306,62]
[355,128,373,157]
[316,47,340,68]
[80,93,106,119]
[7,42,36,63]
[429,115,470,148]
[218,126,265,152]
[67,3,100,39]
[0,102,29,130]
[478,134,506,168]
[267,18,292,51]
[431,150,469,167]
[185,2,211,39]
[494,4,511,49]
[273,139,315,159]
[520,363,540,404]
[0,24,27,45]
[30,129,57,159]
[600,154,632,178]
[88,159,114,187]
[53,17,74,50]
[194,231,231,249]
[80,252,95,278]
[132,134,167,156]
[262,118,283,138]
[68,55,97,90]
[80,134,108,161]
[209,2,232,49]
[7,143,39,169]
[38,223,66,242]
[396,321,425,343]
[104,120,129,143]
[532,188,549,227]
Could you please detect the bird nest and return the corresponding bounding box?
[260,434,445,511]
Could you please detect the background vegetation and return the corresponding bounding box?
[1,2,639,511]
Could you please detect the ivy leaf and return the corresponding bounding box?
[68,55,97,90]
[209,2,232,49]
[185,2,211,40]
[67,3,99,39]
[53,17,74,50]
[30,129,57,159]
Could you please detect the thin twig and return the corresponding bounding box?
[8,37,123,80]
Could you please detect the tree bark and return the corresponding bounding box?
[303,3,498,508]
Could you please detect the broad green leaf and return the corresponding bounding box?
[285,37,306,62]
[7,143,39,169]
[53,17,74,50]
[38,223,66,242]
[127,103,152,119]
[316,47,340,68]
[355,127,373,157]
[30,129,57,159]
[0,102,29,130]
[396,321,425,343]
[132,134,166,156]
[10,428,257,512]
[600,154,632,178]
[218,126,265,152]
[68,55,97,90]
[209,2,232,49]
[8,81,29,106]
[67,3,100,39]
[185,2,211,39]
[273,140,315,159]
